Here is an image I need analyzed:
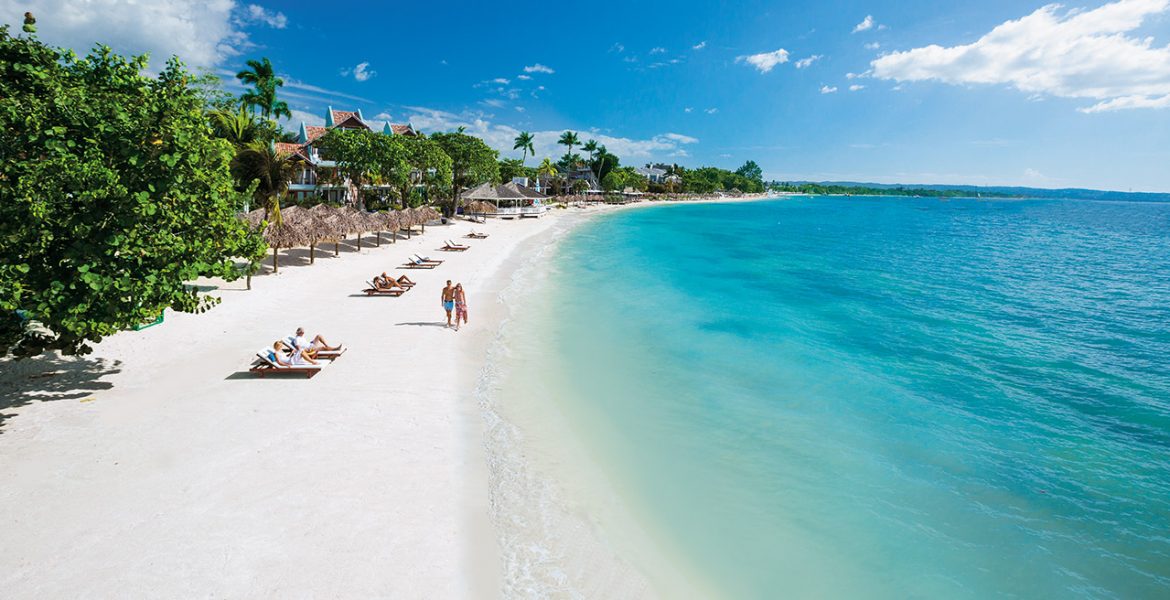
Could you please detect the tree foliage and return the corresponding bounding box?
[430,132,499,201]
[235,57,291,120]
[316,128,408,207]
[0,27,266,357]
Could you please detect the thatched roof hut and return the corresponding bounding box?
[465,200,498,215]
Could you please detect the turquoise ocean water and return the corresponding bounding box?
[485,197,1170,598]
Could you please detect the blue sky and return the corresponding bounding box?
[6,0,1170,191]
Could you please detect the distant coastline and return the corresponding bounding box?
[769,181,1170,202]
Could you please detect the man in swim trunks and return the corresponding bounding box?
[441,280,456,327]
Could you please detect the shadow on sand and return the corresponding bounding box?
[395,322,449,328]
[0,352,122,433]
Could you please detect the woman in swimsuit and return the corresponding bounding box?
[453,283,468,331]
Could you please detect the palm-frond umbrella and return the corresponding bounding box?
[308,204,347,257]
[398,208,417,239]
[465,200,497,216]
[281,205,332,264]
[380,211,401,244]
[261,216,308,273]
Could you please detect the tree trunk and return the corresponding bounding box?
[247,274,252,290]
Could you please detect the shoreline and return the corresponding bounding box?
[0,196,764,598]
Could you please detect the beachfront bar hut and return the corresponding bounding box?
[464,200,497,219]
[462,182,548,217]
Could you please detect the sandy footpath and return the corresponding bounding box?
[0,211,573,599]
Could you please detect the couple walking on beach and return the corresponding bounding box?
[441,280,468,331]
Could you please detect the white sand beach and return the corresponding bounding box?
[0,210,586,599]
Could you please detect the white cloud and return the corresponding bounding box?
[0,0,249,69]
[280,78,373,103]
[341,61,375,82]
[242,4,286,28]
[517,74,532,80]
[481,98,506,108]
[650,47,667,54]
[399,106,698,161]
[282,109,325,127]
[864,42,881,50]
[610,42,625,53]
[684,107,694,113]
[870,0,1170,113]
[660,132,700,144]
[853,15,875,33]
[820,85,838,94]
[794,55,823,69]
[705,107,719,114]
[492,77,511,84]
[524,63,555,74]
[693,41,707,50]
[736,48,790,73]
[849,84,865,91]
[515,106,526,112]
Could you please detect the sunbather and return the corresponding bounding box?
[373,272,405,290]
[396,274,416,286]
[291,327,340,356]
[273,341,318,366]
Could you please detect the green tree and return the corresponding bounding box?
[0,27,266,357]
[513,131,535,165]
[735,160,763,185]
[233,140,294,219]
[536,157,560,195]
[430,132,499,212]
[316,128,410,208]
[498,158,530,183]
[208,106,263,147]
[398,136,453,208]
[235,57,291,120]
[557,130,580,156]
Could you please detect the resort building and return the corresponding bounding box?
[636,165,669,184]
[277,106,419,205]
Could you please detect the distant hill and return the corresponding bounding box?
[773,181,1170,203]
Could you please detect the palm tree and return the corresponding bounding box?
[514,131,535,165]
[234,140,293,224]
[236,58,292,120]
[537,157,559,195]
[557,131,579,157]
[208,107,261,147]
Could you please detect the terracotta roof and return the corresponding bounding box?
[274,142,312,162]
[391,123,417,136]
[331,109,357,124]
[304,126,328,143]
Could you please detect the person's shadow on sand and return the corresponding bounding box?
[394,322,450,328]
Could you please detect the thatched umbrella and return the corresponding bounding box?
[261,216,308,273]
[379,211,401,244]
[361,211,389,246]
[464,200,497,216]
[280,206,333,264]
[398,208,417,239]
[308,204,347,258]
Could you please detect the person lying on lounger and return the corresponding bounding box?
[395,274,416,286]
[273,341,318,365]
[291,327,341,357]
[373,273,406,290]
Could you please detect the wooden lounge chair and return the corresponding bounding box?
[465,232,489,239]
[250,349,327,379]
[363,281,407,296]
[413,254,444,264]
[440,240,470,251]
[401,257,438,269]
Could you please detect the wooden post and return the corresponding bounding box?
[310,243,315,264]
[334,240,339,256]
[273,246,279,272]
